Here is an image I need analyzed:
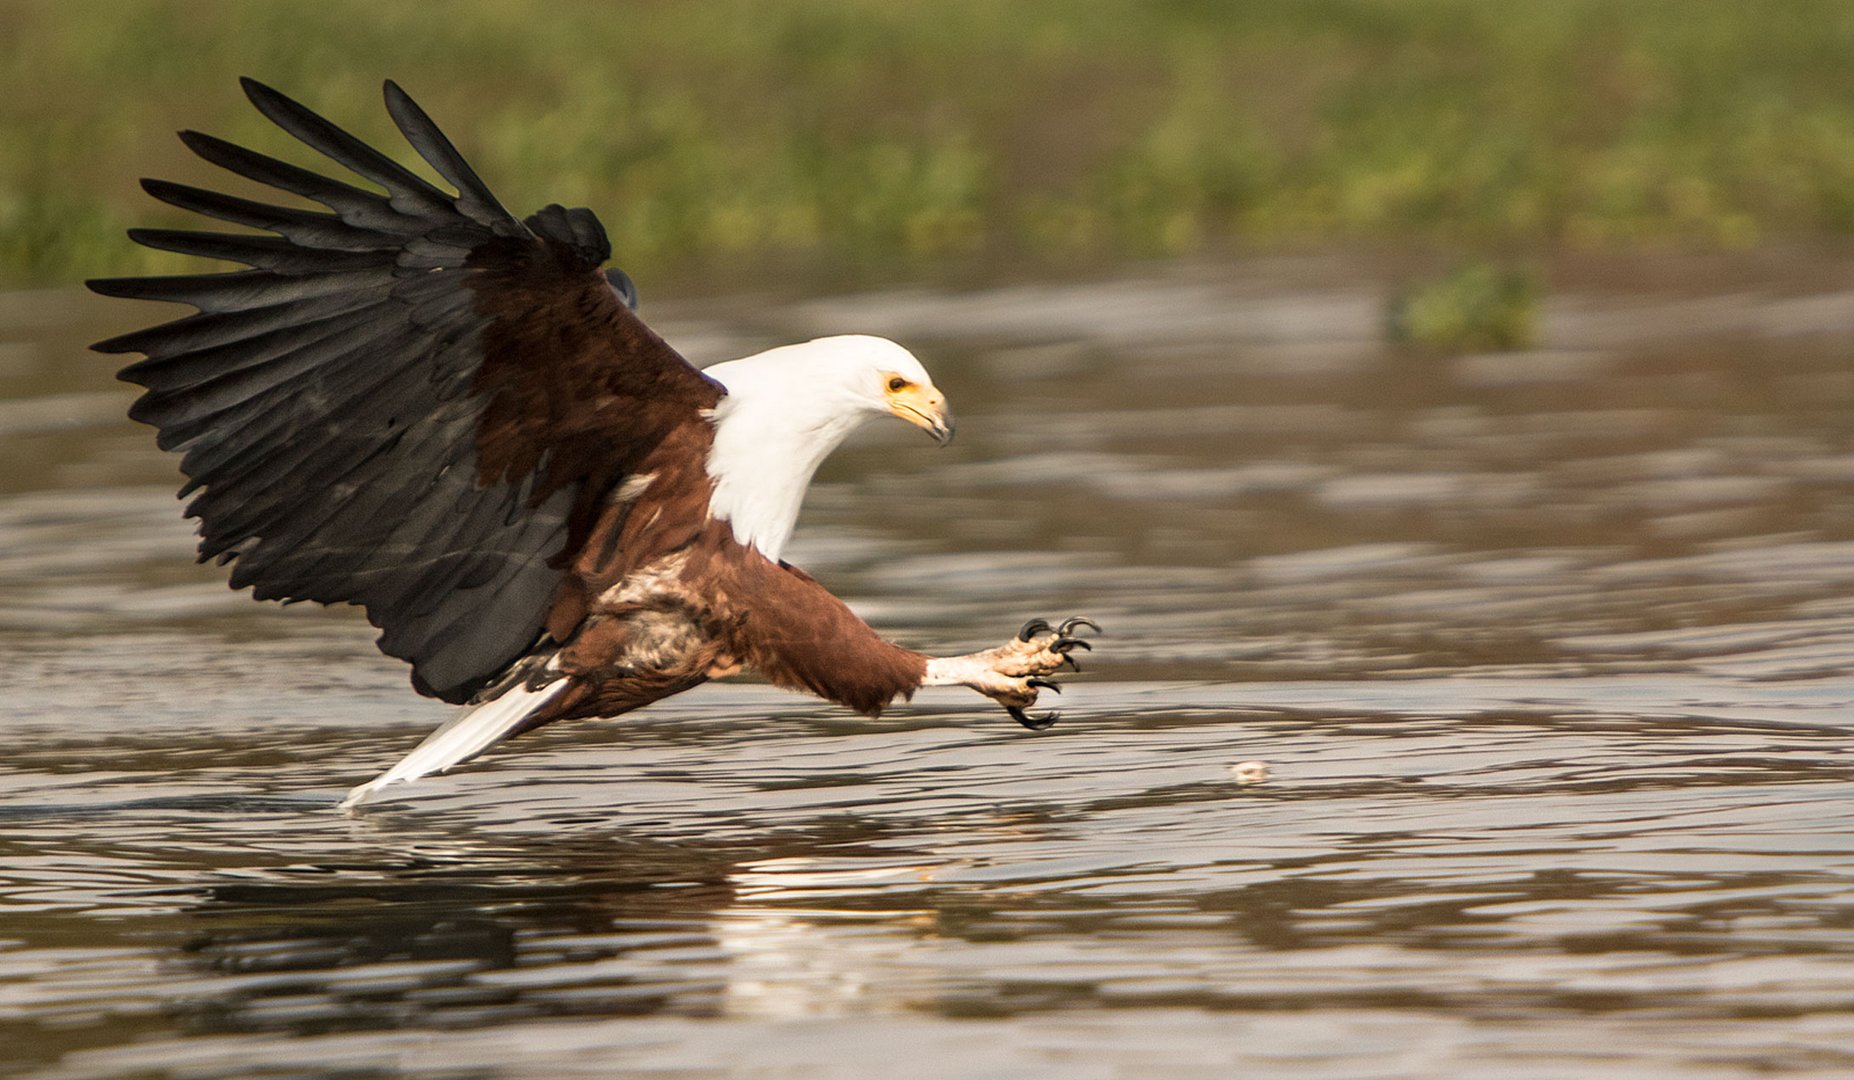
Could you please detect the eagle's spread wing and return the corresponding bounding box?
[90,78,723,704]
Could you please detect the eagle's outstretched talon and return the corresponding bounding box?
[1007,704,1061,731]
[1058,617,1101,637]
[922,621,1094,731]
[1049,629,1093,670]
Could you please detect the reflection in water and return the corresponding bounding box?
[6,260,1854,1077]
[175,828,744,1031]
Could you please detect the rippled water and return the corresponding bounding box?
[4,257,1854,1078]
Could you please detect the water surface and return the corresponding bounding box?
[4,257,1854,1077]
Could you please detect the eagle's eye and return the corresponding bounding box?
[887,376,909,392]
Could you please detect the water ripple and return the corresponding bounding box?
[7,272,1854,1076]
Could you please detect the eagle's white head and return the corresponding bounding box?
[702,334,953,560]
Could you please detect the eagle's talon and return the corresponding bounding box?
[1051,637,1091,654]
[1006,704,1061,731]
[1017,618,1052,642]
[1026,677,1062,693]
[1058,617,1100,637]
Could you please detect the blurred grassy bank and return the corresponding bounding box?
[6,0,1854,290]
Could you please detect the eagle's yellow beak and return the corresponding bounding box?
[884,376,954,446]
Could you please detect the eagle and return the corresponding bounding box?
[89,79,1097,808]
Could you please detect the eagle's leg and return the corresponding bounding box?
[921,617,1098,730]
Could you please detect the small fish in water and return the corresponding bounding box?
[1229,760,1270,785]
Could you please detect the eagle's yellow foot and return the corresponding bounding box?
[922,617,1099,730]
[1006,617,1098,676]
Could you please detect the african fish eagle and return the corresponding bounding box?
[89,79,1097,808]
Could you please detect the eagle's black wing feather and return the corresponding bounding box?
[91,78,722,703]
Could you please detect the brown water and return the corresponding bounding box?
[4,257,1854,1078]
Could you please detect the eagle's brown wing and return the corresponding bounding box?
[90,78,722,704]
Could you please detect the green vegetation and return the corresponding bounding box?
[1388,263,1537,352]
[6,0,1854,288]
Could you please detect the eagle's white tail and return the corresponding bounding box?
[338,679,570,809]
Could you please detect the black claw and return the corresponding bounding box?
[1006,705,1061,731]
[1062,654,1082,673]
[1058,617,1100,636]
[1026,677,1062,693]
[1050,637,1092,654]
[1017,618,1052,642]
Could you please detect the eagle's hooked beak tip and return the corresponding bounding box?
[893,395,954,447]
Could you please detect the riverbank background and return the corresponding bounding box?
[6,0,1854,292]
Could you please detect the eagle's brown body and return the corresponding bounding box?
[542,466,929,727]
